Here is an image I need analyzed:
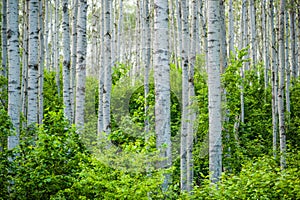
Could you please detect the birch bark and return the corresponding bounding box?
[27,0,39,125]
[103,0,112,134]
[7,0,21,149]
[278,0,286,168]
[154,0,171,189]
[62,0,72,122]
[75,0,87,130]
[180,0,189,191]
[1,0,7,77]
[207,0,222,183]
[70,0,78,122]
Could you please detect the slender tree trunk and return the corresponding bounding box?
[70,0,78,123]
[175,0,182,68]
[262,0,269,90]
[75,0,87,130]
[50,2,55,71]
[249,0,257,66]
[117,0,123,62]
[54,0,60,97]
[278,0,286,168]
[45,0,50,71]
[290,6,296,79]
[62,0,71,122]
[154,0,171,190]
[180,0,189,191]
[186,0,197,191]
[38,0,44,124]
[98,0,105,135]
[200,0,208,70]
[228,0,234,55]
[103,0,112,134]
[219,0,227,72]
[285,13,290,115]
[144,0,150,136]
[270,0,278,159]
[1,0,7,78]
[207,0,222,183]
[21,1,29,122]
[7,0,21,149]
[27,0,39,125]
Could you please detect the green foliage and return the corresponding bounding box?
[192,154,300,199]
[0,108,13,199]
[11,111,87,199]
[288,79,300,150]
[0,72,8,109]
[43,70,63,113]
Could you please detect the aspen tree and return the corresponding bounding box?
[45,0,50,71]
[285,13,290,114]
[180,0,189,191]
[153,0,172,189]
[75,0,87,129]
[38,0,44,124]
[249,0,257,66]
[187,0,197,191]
[62,0,72,122]
[7,0,21,149]
[270,0,278,159]
[289,4,296,79]
[278,0,286,168]
[21,1,29,120]
[1,0,7,77]
[228,0,234,55]
[27,0,39,125]
[143,0,150,135]
[54,0,60,96]
[103,0,112,134]
[70,0,78,122]
[207,0,222,183]
[262,0,269,89]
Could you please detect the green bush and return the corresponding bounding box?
[192,154,300,200]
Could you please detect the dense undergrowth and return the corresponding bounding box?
[1,50,300,199]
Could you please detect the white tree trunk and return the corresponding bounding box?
[38,0,44,124]
[1,0,7,77]
[270,0,278,159]
[228,0,234,55]
[278,0,286,168]
[175,0,182,68]
[117,0,123,62]
[219,0,227,72]
[207,0,222,183]
[45,0,50,71]
[289,6,296,79]
[154,0,171,190]
[98,0,105,134]
[249,0,257,66]
[103,0,112,134]
[75,0,87,130]
[62,0,72,122]
[27,0,39,126]
[55,0,60,97]
[262,0,269,89]
[143,0,150,135]
[285,13,290,114]
[187,0,197,191]
[70,0,78,123]
[21,1,29,121]
[180,0,189,191]
[7,0,21,149]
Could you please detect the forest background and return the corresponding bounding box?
[0,0,300,199]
